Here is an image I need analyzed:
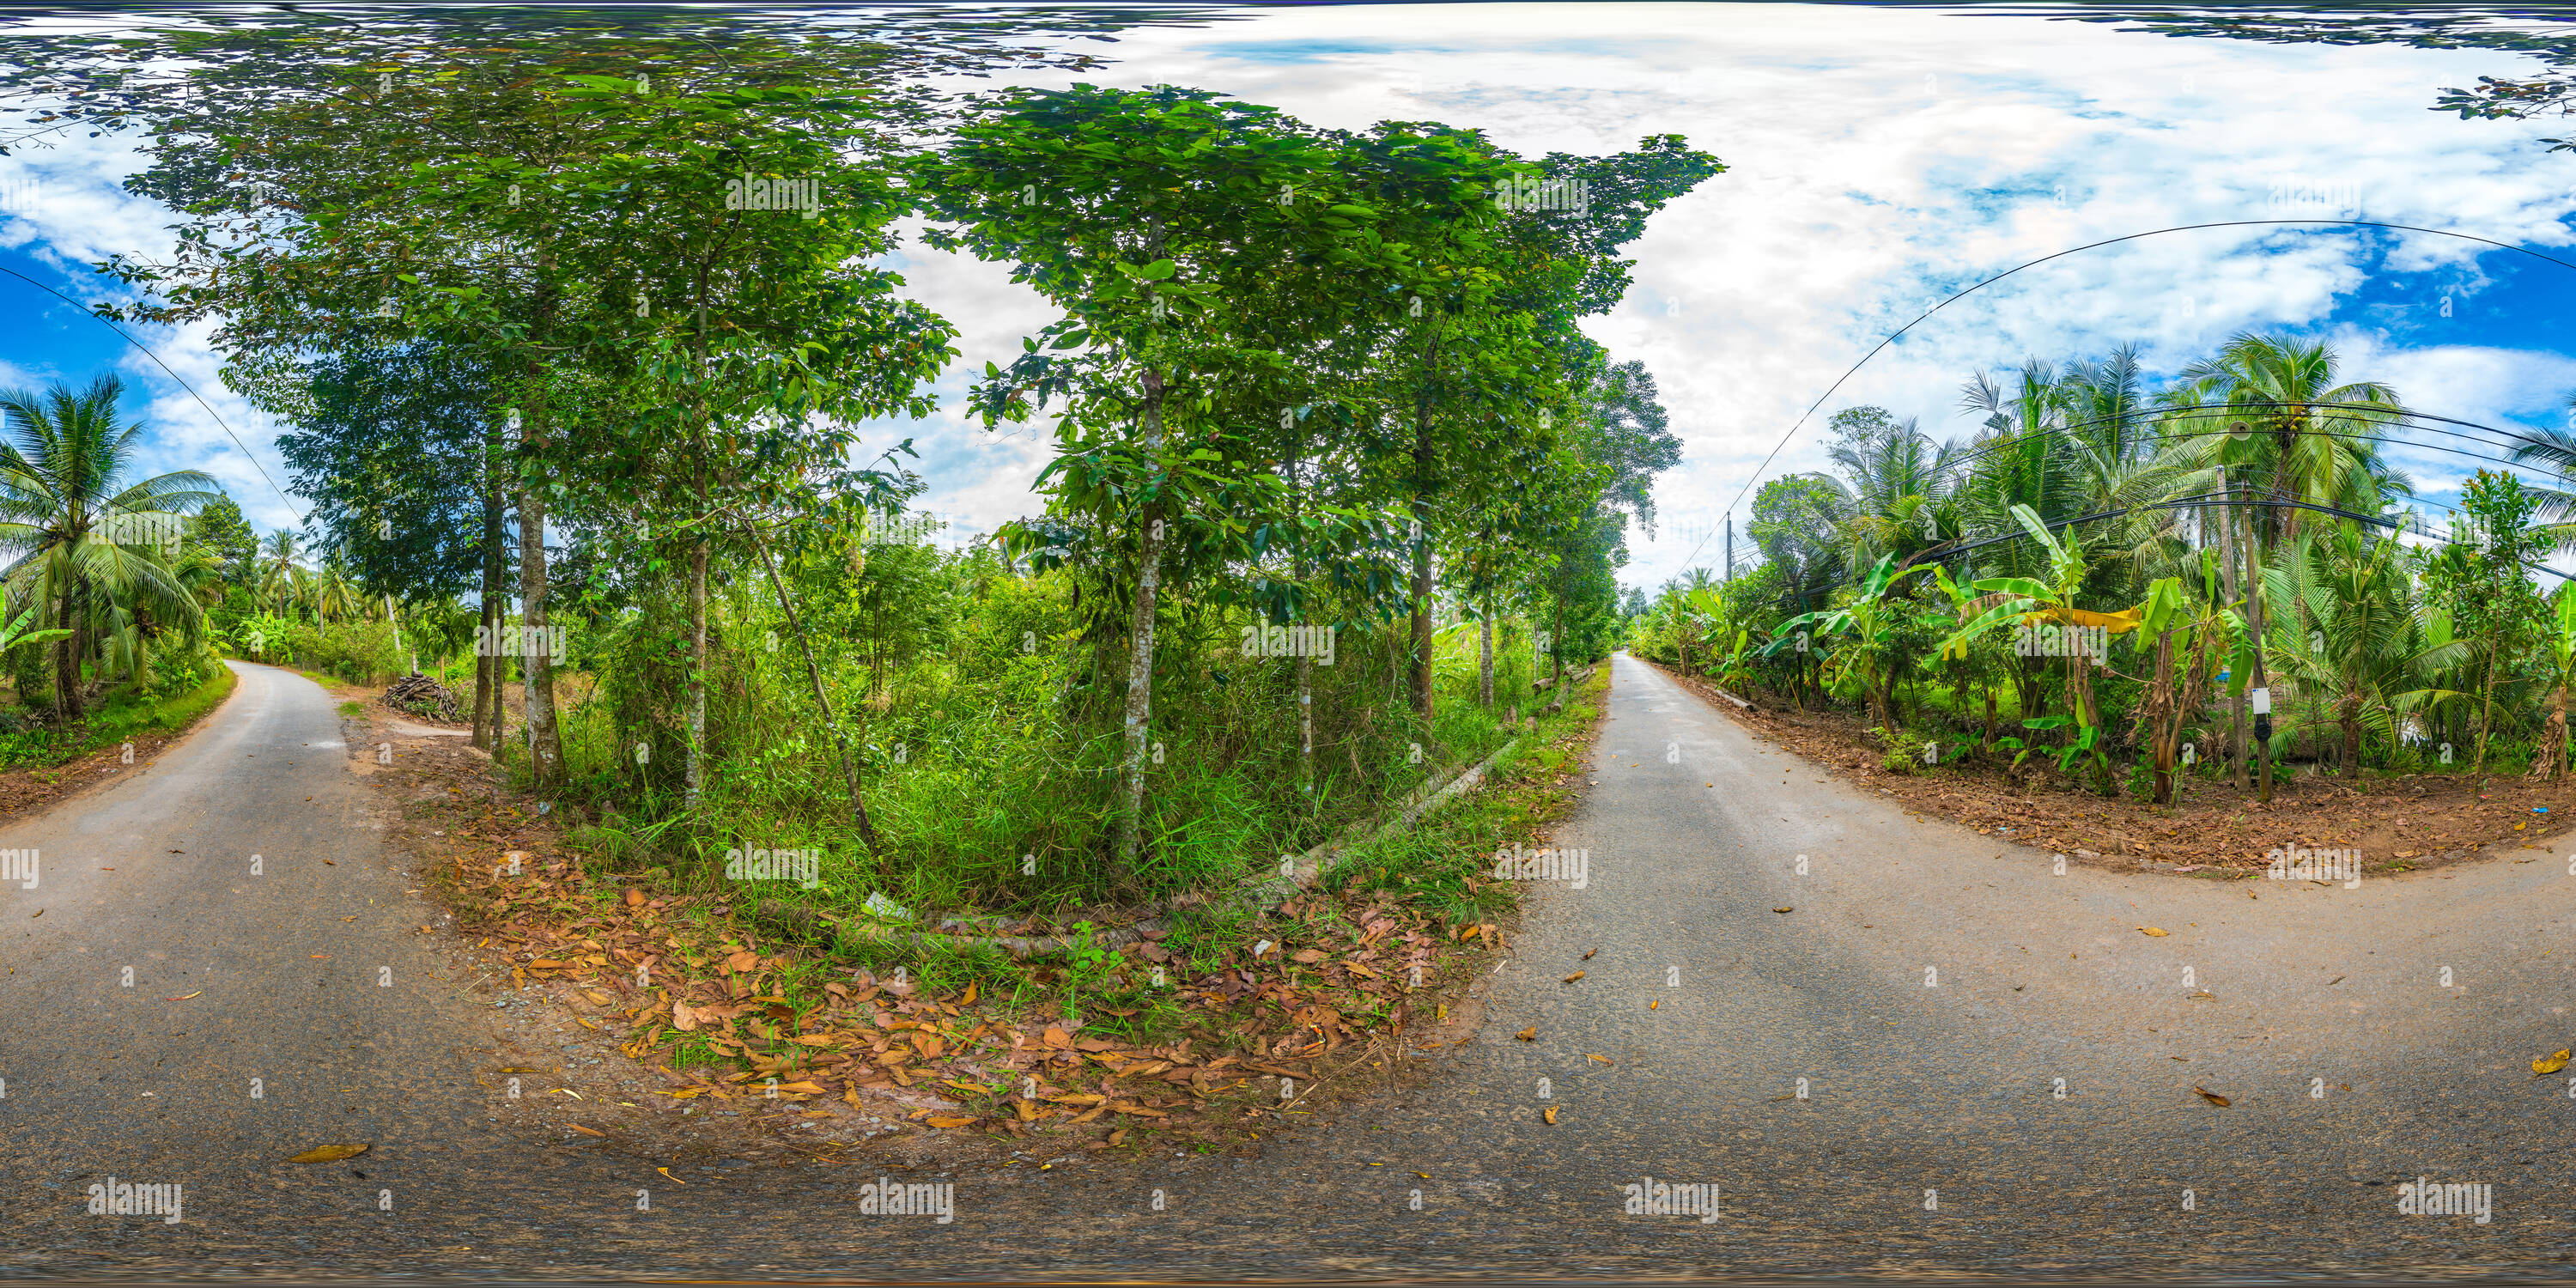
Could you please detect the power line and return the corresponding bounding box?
[0,261,304,525]
[1686,218,2576,574]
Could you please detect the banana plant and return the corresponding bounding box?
[1667,584,1726,677]
[2124,556,2230,804]
[0,601,73,658]
[1938,504,2138,787]
[1924,563,2007,746]
[1764,553,1929,732]
[1712,626,1757,695]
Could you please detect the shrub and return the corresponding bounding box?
[281,619,407,683]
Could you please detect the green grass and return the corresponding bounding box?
[338,700,365,719]
[3,664,245,769]
[527,620,1571,924]
[1319,689,1603,927]
[629,665,1616,1054]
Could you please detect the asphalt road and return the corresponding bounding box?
[4,654,2573,1279]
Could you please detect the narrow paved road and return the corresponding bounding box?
[4,655,2570,1279]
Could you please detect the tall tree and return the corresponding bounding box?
[928,85,1389,879]
[185,494,259,583]
[39,9,1087,789]
[0,375,221,716]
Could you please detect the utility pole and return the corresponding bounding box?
[1724,512,1733,585]
[2215,465,2245,789]
[2238,426,2275,803]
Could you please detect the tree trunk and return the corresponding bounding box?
[1290,447,1316,808]
[1478,601,1493,709]
[471,426,504,750]
[52,586,80,719]
[2244,498,2273,802]
[516,480,564,795]
[1408,538,1434,721]
[2474,642,2500,774]
[2149,629,2178,805]
[685,534,709,810]
[474,591,500,747]
[2216,474,2248,789]
[1298,644,1315,808]
[1530,620,1543,711]
[2539,685,2568,781]
[1407,368,1437,723]
[752,526,880,852]
[1551,599,1566,699]
[1112,364,1168,876]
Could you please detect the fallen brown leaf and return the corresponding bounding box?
[290,1143,370,1163]
[1514,1027,1536,1042]
[1542,1105,1558,1125]
[2192,1086,2230,1107]
[1562,970,1585,984]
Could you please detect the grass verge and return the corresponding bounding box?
[371,665,1613,1163]
[0,664,239,818]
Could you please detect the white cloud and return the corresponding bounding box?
[11,3,2576,585]
[879,4,2576,591]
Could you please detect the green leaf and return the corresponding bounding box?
[1969,576,2052,600]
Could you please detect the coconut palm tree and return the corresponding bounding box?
[312,553,361,623]
[2061,344,2152,470]
[1956,359,2087,587]
[257,531,307,620]
[1960,357,2069,442]
[0,375,219,717]
[2159,331,2413,543]
[2264,523,2463,777]
[99,543,233,696]
[1827,410,1964,569]
[2057,343,2195,579]
[2500,392,2576,551]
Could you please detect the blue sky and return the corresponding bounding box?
[3,2,2574,588]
